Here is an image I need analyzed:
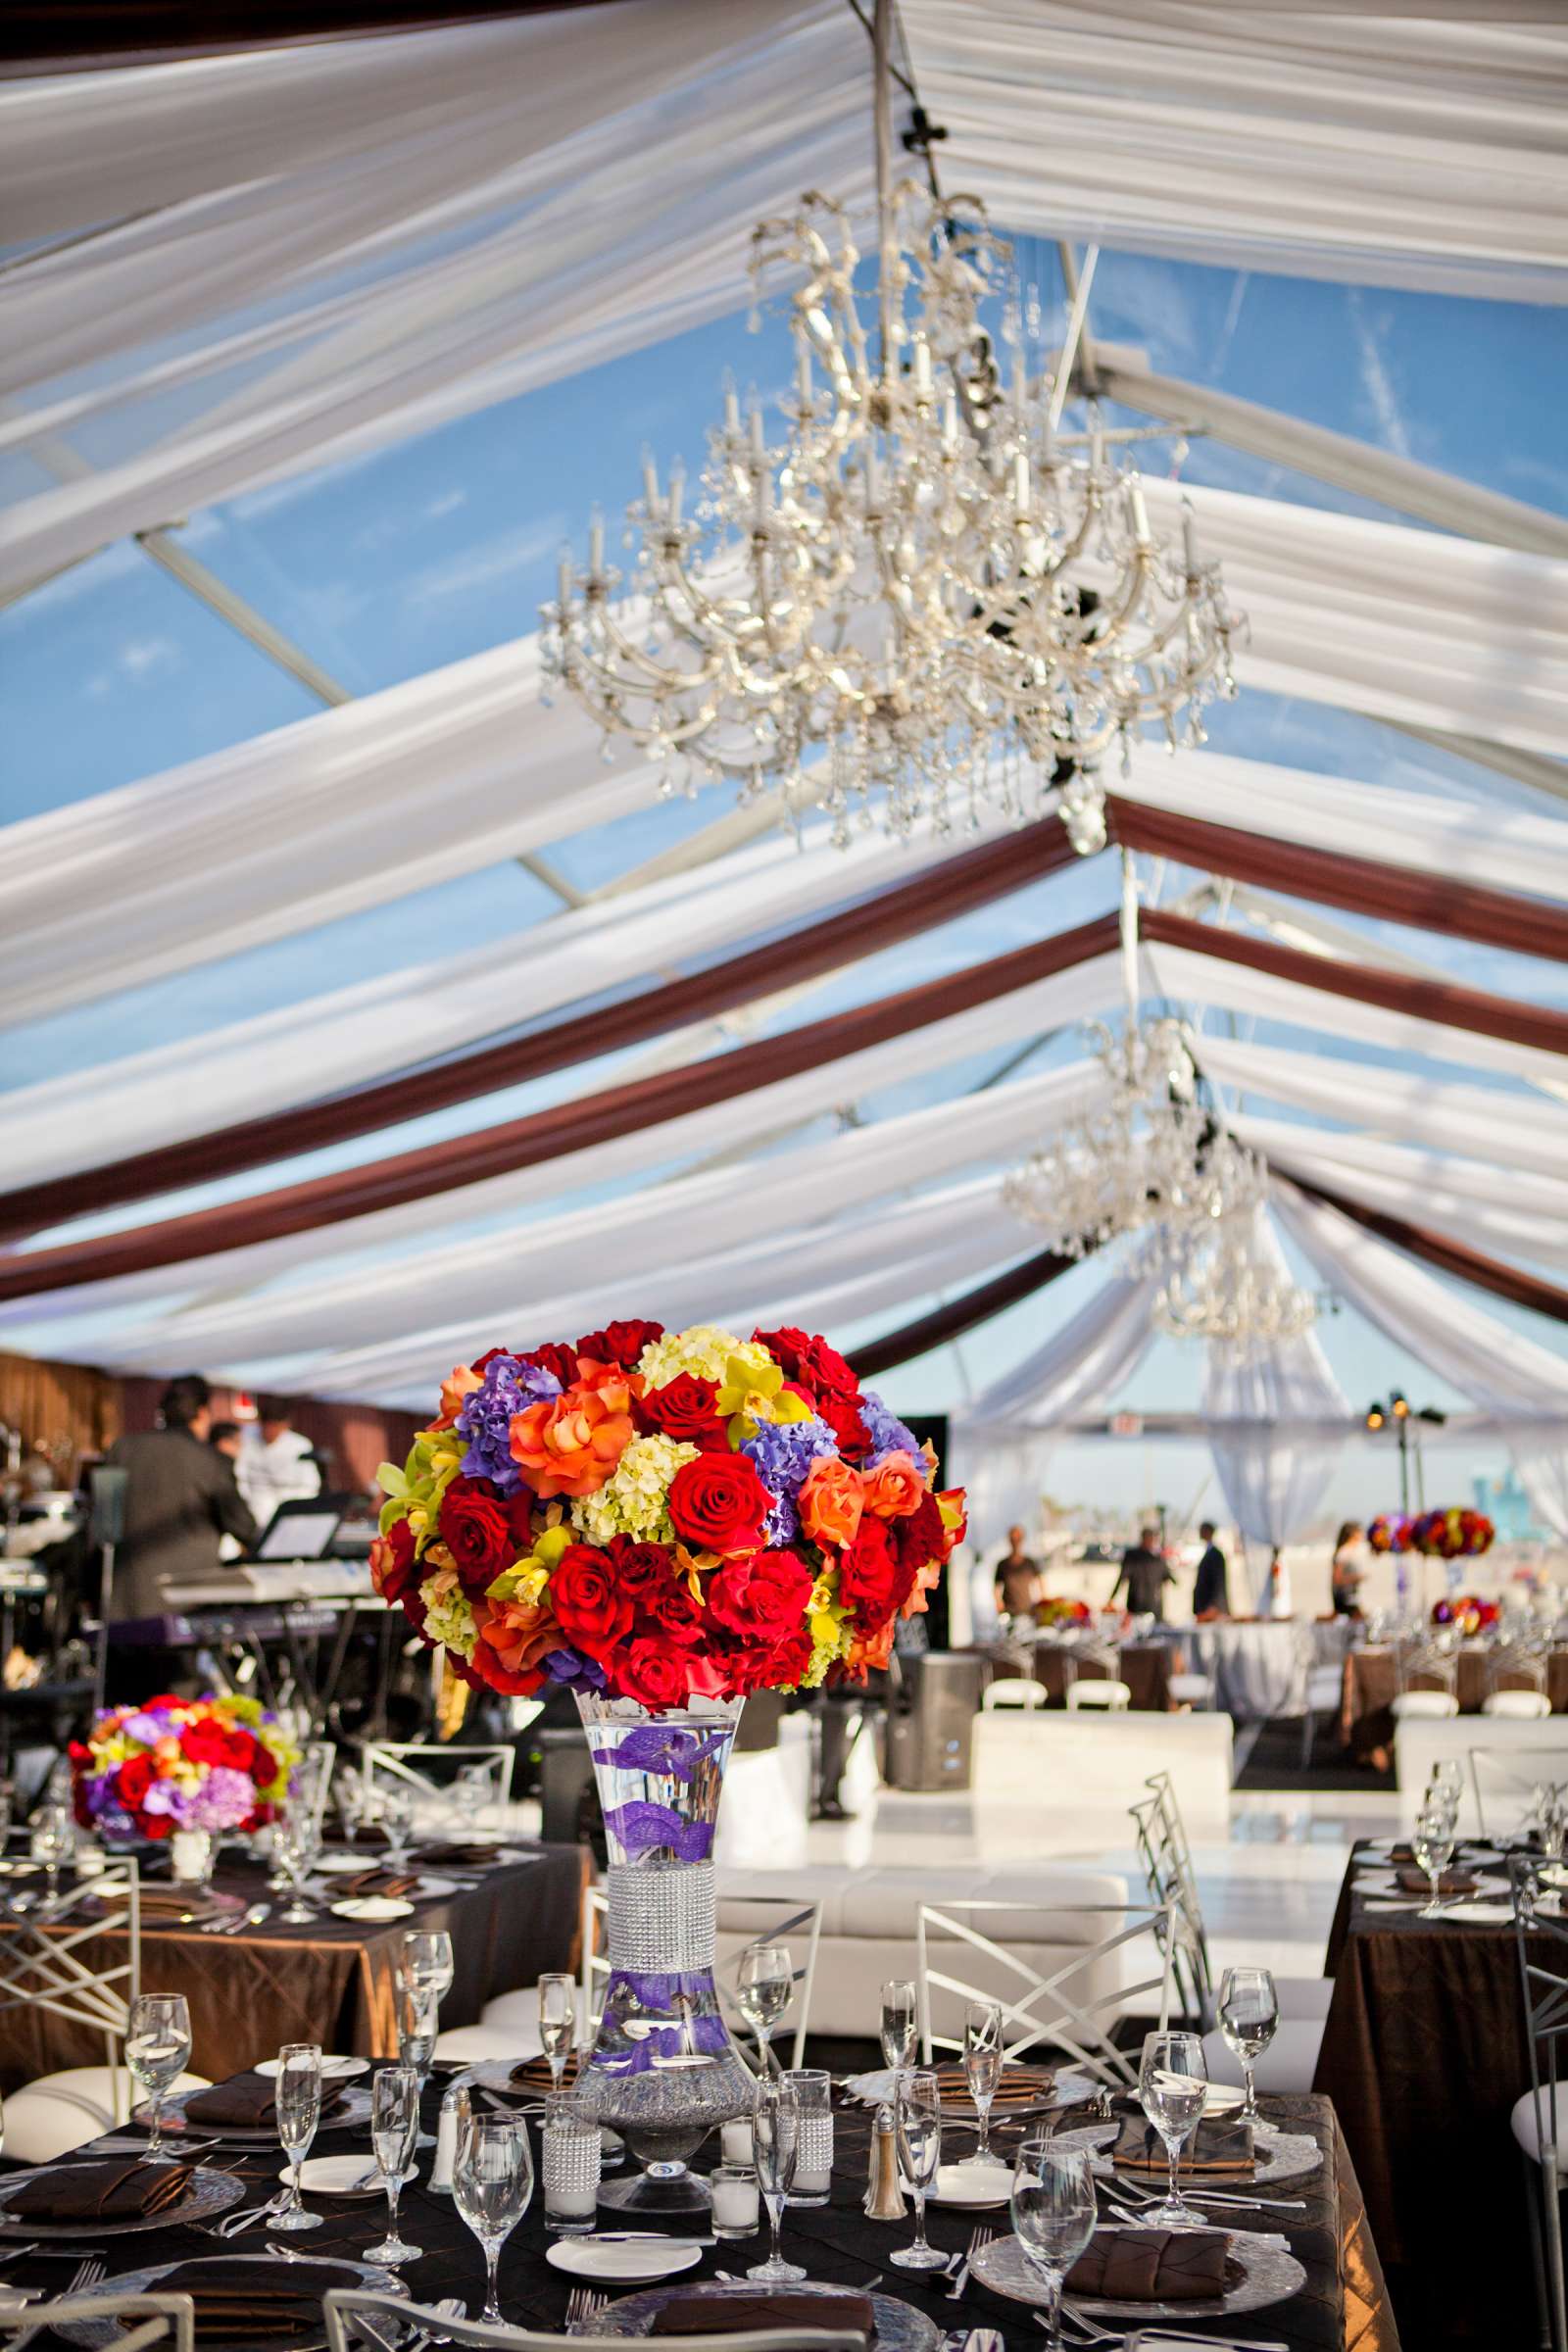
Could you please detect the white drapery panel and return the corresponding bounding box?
[1201,1215,1349,1551]
[903,1,1568,302]
[1271,1176,1568,1538]
[0,1046,1109,1360]
[1197,1036,1568,1188]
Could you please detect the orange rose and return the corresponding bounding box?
[473,1594,568,1681]
[844,1615,897,1677]
[510,1365,635,1497]
[862,1449,926,1520]
[799,1456,863,1550]
[436,1361,483,1428]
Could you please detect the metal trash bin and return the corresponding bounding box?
[883,1652,988,1790]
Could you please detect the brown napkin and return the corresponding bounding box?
[415,1840,511,1867]
[340,1869,421,1899]
[653,2292,874,2341]
[155,2257,366,2343]
[932,2061,1055,2115]
[1394,1867,1476,1896]
[509,2054,564,2093]
[8,2158,195,2222]
[183,2072,347,2130]
[1112,2114,1253,2177]
[1066,2227,1230,2302]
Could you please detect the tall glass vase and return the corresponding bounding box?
[572,1692,757,2216]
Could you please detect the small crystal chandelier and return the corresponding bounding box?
[543,0,1241,850]
[1154,1212,1319,1351]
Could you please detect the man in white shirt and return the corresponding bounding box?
[237,1396,321,1531]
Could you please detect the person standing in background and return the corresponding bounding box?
[237,1396,320,1528]
[1259,1545,1296,1619]
[993,1524,1043,1620]
[1331,1521,1368,1618]
[1192,1520,1230,1619]
[1110,1524,1175,1620]
[104,1374,257,1642]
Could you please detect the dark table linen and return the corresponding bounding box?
[1339,1644,1568,1763]
[0,1843,589,2089]
[967,1642,1177,1710]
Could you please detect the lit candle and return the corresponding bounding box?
[721,2118,754,2165]
[710,2165,760,2238]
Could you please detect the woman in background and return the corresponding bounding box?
[1331,1521,1367,1618]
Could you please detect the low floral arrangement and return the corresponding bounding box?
[1369,1508,1495,1558]
[372,1319,966,1705]
[1432,1593,1501,1635]
[1035,1596,1092,1629]
[70,1694,298,1841]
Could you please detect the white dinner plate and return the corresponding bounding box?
[286,2156,416,2197]
[257,2055,368,2082]
[331,1895,416,1922]
[314,1852,381,1876]
[923,2163,1011,2208]
[1201,2084,1246,2115]
[547,2236,704,2283]
[1437,1900,1515,1924]
[0,1861,39,1878]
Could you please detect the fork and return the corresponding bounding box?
[12,2255,105,2352]
[564,2287,609,2334]
[946,2224,995,2299]
[403,2295,466,2352]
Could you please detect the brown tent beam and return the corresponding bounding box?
[852,1245,1081,1382]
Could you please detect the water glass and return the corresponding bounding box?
[781,2068,832,2204]
[738,1943,793,2073]
[367,2064,422,2264]
[125,1992,190,2161]
[961,1997,1004,2166]
[1012,2137,1097,2350]
[541,2093,599,2233]
[403,1930,455,2005]
[454,2111,534,2322]
[1217,1966,1278,2125]
[538,1973,576,2093]
[879,1978,917,2076]
[270,2043,324,2232]
[1138,2030,1208,2230]
[891,2068,946,2272]
[748,2076,804,2283]
[1412,1810,1456,1917]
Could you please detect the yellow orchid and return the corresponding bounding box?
[486,1523,574,1606]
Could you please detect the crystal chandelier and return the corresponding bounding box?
[1153,1213,1319,1350]
[542,1,1241,851]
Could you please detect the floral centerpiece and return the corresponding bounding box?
[1432,1594,1501,1635]
[1035,1596,1092,1630]
[1368,1509,1494,1559]
[374,1318,965,2213]
[70,1693,298,1842]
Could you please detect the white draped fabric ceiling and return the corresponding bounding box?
[3,0,1568,1544]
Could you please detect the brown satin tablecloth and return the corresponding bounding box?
[0,1841,589,2088]
[1339,1643,1568,1763]
[1316,1838,1531,2342]
[969,1641,1177,1709]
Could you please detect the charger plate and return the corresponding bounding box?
[597,2279,939,2352]
[0,2163,242,2239]
[1054,2118,1324,2189]
[971,2227,1305,2322]
[52,2253,404,2352]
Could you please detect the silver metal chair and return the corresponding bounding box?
[1392,1637,1459,1719]
[324,2290,863,2352]
[980,1676,1047,1710]
[1509,1855,1568,2348]
[1471,1748,1568,1843]
[1486,1643,1553,1721]
[0,2293,194,2352]
[362,1741,515,1838]
[1063,1637,1132,1711]
[715,1895,822,2072]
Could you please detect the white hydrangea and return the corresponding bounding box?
[569,1434,700,1545]
[418,1575,478,1658]
[637,1323,765,1390]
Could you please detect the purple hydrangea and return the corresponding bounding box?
[456,1353,563,1493]
[183,1767,262,1831]
[119,1709,177,1747]
[740,1414,837,1544]
[859,1391,922,1468]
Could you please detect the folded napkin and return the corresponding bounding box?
[7,2158,195,2222]
[932,2061,1054,2114]
[339,1869,421,1899]
[182,2072,347,2130]
[414,1840,510,1868]
[509,2054,564,2093]
[1394,1867,1476,1897]
[652,2292,874,2341]
[1112,2114,1253,2177]
[155,2257,366,2344]
[1066,2227,1231,2303]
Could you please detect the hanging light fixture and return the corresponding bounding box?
[543,0,1242,850]
[1152,1210,1320,1349]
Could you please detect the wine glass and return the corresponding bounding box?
[273,1813,318,1926]
[125,1992,190,2161]
[269,2043,324,2232]
[879,1978,917,2078]
[737,1943,792,2074]
[380,1787,416,1870]
[748,2076,804,2283]
[961,1997,1004,2168]
[366,2064,421,2265]
[1011,2136,1098,2351]
[29,1802,73,1900]
[1217,1965,1278,2126]
[538,1973,575,2093]
[891,2068,946,2272]
[1412,1809,1456,1918]
[1138,2030,1208,2230]
[403,1931,455,2005]
[453,2111,534,2322]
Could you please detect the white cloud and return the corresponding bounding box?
[1347,289,1410,461]
[399,515,564,610]
[83,632,184,697]
[424,488,467,520]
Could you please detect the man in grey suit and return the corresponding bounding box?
[105,1374,258,1624]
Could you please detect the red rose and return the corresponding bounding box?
[249,1741,277,1787]
[605,1537,678,1604]
[370,1519,422,1608]
[525,1342,579,1390]
[707,1546,812,1645]
[503,1486,539,1551]
[116,1754,154,1809]
[817,1389,870,1461]
[888,1492,947,1575]
[644,1581,705,1647]
[179,1719,231,1770]
[612,1637,691,1710]
[470,1347,512,1377]
[839,1517,916,1631]
[667,1452,771,1557]
[549,1543,636,1659]
[710,1638,778,1697]
[577,1319,663,1372]
[142,1815,172,1841]
[438,1477,519,1597]
[637,1374,727,1451]
[753,1327,858,1400]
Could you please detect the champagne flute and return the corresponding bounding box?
[748,2076,804,2283]
[1217,1965,1278,2126]
[737,1943,793,2074]
[879,1978,917,2078]
[269,2043,324,2232]
[366,2064,421,2265]
[125,1992,190,2161]
[537,1973,576,2093]
[403,1931,455,2004]
[273,1813,318,1925]
[1138,2030,1208,2230]
[398,1981,440,2148]
[1412,1809,1456,1918]
[380,1787,416,1870]
[891,2068,946,2271]
[1011,2136,1097,2352]
[453,2111,534,2322]
[961,1997,1003,2168]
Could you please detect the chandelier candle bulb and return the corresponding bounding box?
[588,512,605,574]
[668,465,684,528]
[1127,480,1152,545]
[724,376,741,435]
[1183,501,1200,577]
[912,337,932,398]
[1012,451,1031,515]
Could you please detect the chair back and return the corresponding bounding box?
[1129,1771,1213,2031]
[915,1894,1176,2086]
[1471,1747,1568,1841]
[361,1742,514,1838]
[981,1678,1046,1711]
[1490,1642,1549,1700]
[294,1740,337,1834]
[1065,1635,1121,1685]
[0,1858,141,2106]
[1066,1679,1131,1710]
[1511,1856,1568,2347]
[325,2294,863,2352]
[0,2293,194,2352]
[579,1878,609,2064]
[1396,1638,1457,1697]
[714,1897,822,2072]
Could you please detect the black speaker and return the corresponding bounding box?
[883,1650,987,1790]
[88,1466,128,1549]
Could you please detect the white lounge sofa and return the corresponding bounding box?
[971,1707,1235,1839]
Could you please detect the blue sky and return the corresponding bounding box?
[3,232,1566,1543]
